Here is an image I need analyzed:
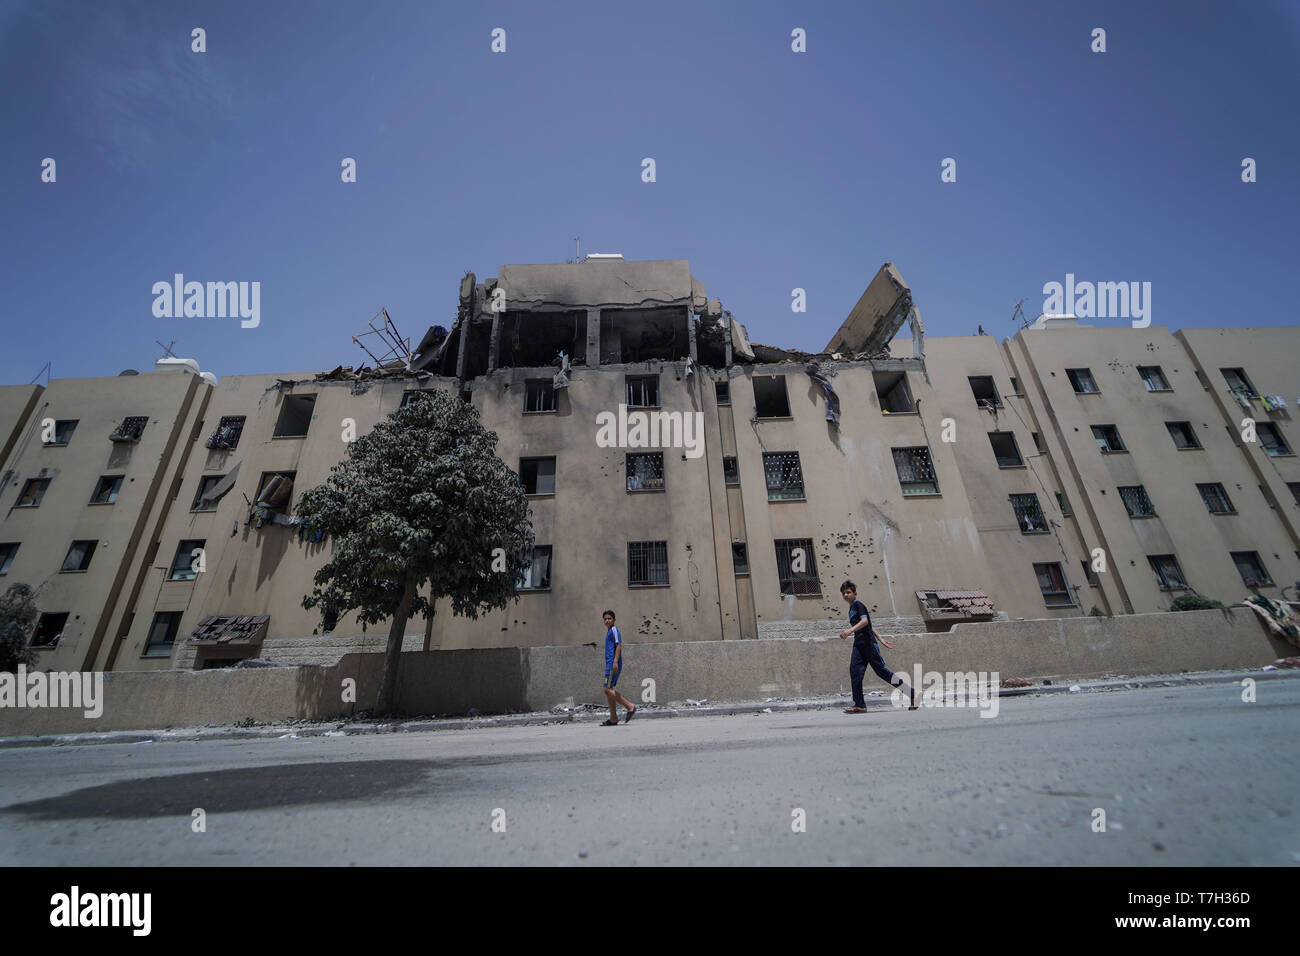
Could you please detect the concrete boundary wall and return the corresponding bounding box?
[1,609,1289,735]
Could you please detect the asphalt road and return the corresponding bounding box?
[1,679,1297,866]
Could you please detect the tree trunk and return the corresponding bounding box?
[374,576,417,716]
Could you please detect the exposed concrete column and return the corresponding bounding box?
[455,314,470,382]
[487,311,502,374]
[722,311,733,366]
[585,309,601,367]
[687,306,697,363]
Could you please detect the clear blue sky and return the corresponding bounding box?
[2,0,1297,384]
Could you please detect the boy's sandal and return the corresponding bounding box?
[909,698,920,711]
[624,706,636,722]
[601,719,618,726]
[843,706,869,714]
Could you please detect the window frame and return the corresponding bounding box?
[625,452,666,492]
[1033,562,1075,607]
[89,475,123,505]
[1257,423,1292,457]
[625,375,660,409]
[191,475,225,512]
[1091,424,1125,453]
[1148,554,1188,590]
[988,431,1024,468]
[753,375,792,419]
[1166,421,1202,450]
[1009,494,1049,533]
[1138,366,1171,392]
[1230,551,1273,587]
[517,545,553,591]
[519,457,556,496]
[16,478,50,507]
[1118,485,1157,518]
[272,394,316,439]
[1066,368,1100,394]
[1197,483,1235,515]
[774,537,821,596]
[144,611,182,657]
[0,542,20,575]
[892,446,940,496]
[45,419,79,447]
[60,539,97,573]
[627,540,669,588]
[168,539,206,582]
[762,451,806,501]
[524,380,558,414]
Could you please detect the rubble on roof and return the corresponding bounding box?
[915,589,997,624]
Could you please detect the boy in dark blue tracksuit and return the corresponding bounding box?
[839,580,917,713]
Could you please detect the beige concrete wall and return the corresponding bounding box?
[0,369,206,673]
[2,608,1285,735]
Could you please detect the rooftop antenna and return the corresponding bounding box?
[29,361,51,387]
[569,235,580,264]
[1011,299,1032,330]
[155,339,178,359]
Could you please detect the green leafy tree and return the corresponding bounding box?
[0,583,39,673]
[296,389,535,715]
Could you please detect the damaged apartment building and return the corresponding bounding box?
[1,257,1298,671]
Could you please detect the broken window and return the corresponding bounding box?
[17,478,49,507]
[1066,368,1099,394]
[1165,421,1200,450]
[988,432,1023,467]
[1034,562,1074,606]
[732,542,749,575]
[144,611,182,657]
[0,543,17,575]
[1231,551,1272,587]
[1221,367,1257,400]
[723,456,740,486]
[90,475,123,505]
[1257,423,1292,457]
[518,546,553,591]
[763,452,805,500]
[1009,494,1048,533]
[45,420,78,446]
[1138,366,1170,391]
[1056,491,1073,517]
[753,376,791,418]
[519,457,556,495]
[256,472,296,514]
[61,539,97,572]
[192,475,225,512]
[874,372,915,413]
[774,538,820,596]
[626,375,660,408]
[715,381,731,405]
[1197,483,1234,514]
[524,380,557,413]
[1091,425,1124,452]
[110,416,149,443]
[207,416,246,450]
[169,539,205,581]
[274,394,315,438]
[968,376,1001,410]
[892,447,938,496]
[628,540,669,587]
[601,308,688,364]
[31,612,69,648]
[626,453,665,491]
[1119,485,1156,517]
[1148,554,1187,590]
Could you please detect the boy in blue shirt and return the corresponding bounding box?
[601,610,637,725]
[839,580,918,713]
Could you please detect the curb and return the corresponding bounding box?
[1,668,1296,749]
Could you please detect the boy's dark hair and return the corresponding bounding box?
[603,609,616,620]
[840,580,856,594]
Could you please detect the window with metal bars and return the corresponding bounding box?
[1138,366,1170,391]
[892,447,938,495]
[1257,423,1292,457]
[1166,421,1200,450]
[1091,425,1124,452]
[627,541,669,587]
[1231,551,1272,587]
[1033,562,1074,606]
[763,451,805,500]
[1067,368,1099,393]
[110,416,149,443]
[206,415,245,450]
[518,546,552,590]
[1009,494,1048,533]
[524,380,557,413]
[1148,554,1188,590]
[989,432,1023,467]
[626,453,665,491]
[625,375,659,408]
[1118,485,1156,517]
[774,538,820,595]
[1197,483,1235,514]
